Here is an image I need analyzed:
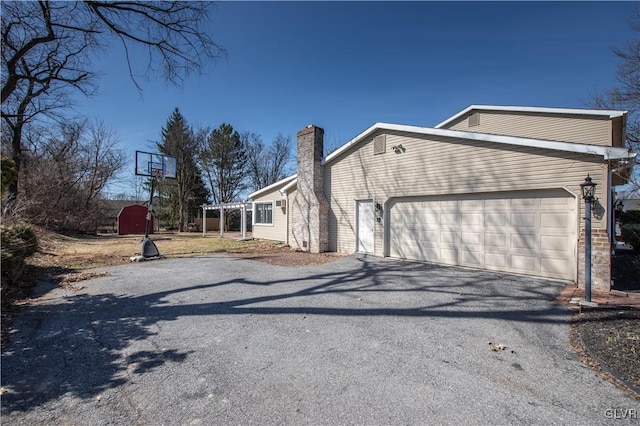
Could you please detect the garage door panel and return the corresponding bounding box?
[441,213,459,226]
[511,213,537,228]
[541,212,571,229]
[541,257,570,276]
[440,248,458,264]
[541,196,571,207]
[440,231,459,245]
[485,199,509,209]
[511,234,538,251]
[421,247,439,260]
[486,213,508,227]
[422,231,440,245]
[511,254,539,275]
[440,200,458,209]
[389,190,575,281]
[461,199,483,210]
[485,232,507,248]
[485,252,507,268]
[461,213,483,227]
[461,231,482,246]
[420,212,439,224]
[540,235,570,253]
[461,249,483,266]
[510,198,538,208]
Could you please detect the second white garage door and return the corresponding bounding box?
[388,189,576,281]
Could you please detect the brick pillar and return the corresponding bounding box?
[290,125,329,253]
[577,228,611,292]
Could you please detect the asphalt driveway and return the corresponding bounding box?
[1,255,637,425]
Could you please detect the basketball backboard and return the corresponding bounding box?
[135,151,177,179]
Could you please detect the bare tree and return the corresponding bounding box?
[17,119,126,231]
[1,1,225,200]
[244,132,293,192]
[590,8,639,193]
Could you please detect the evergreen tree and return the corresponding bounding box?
[157,108,209,232]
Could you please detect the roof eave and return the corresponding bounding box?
[322,122,634,167]
[247,174,297,200]
[434,105,628,129]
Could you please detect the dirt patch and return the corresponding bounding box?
[570,306,640,399]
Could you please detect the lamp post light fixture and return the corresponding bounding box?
[580,174,597,303]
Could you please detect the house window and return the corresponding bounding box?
[254,202,273,225]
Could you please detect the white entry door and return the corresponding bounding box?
[357,200,374,254]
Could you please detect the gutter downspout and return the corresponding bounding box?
[279,188,289,245]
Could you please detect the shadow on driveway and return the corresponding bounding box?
[1,256,569,414]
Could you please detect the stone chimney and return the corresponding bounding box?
[290,125,329,253]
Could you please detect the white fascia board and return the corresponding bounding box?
[280,177,297,194]
[435,105,627,129]
[322,123,383,165]
[247,174,297,200]
[323,122,634,166]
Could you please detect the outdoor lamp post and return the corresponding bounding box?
[580,174,597,303]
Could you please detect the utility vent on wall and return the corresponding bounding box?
[275,199,286,208]
[469,112,480,127]
[373,134,386,155]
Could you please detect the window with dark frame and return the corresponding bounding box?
[254,202,273,225]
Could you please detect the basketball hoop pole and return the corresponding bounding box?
[141,172,162,259]
[144,174,157,239]
[133,151,176,261]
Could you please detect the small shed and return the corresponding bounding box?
[118,204,153,235]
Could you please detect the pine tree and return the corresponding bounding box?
[157,108,209,232]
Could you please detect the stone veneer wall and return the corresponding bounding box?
[290,125,329,253]
[577,228,611,292]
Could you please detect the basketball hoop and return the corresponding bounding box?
[151,168,167,181]
[132,151,178,260]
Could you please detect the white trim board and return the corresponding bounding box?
[434,104,627,129]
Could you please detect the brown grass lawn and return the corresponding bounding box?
[30,231,290,270]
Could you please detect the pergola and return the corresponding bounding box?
[200,202,252,239]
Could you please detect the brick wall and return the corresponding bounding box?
[577,228,611,291]
[290,125,329,253]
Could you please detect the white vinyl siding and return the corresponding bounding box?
[251,186,289,242]
[325,130,608,258]
[442,111,613,147]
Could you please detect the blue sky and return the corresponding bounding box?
[73,1,639,197]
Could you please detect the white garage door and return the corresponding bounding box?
[388,190,576,280]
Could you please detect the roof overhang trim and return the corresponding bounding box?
[322,122,634,165]
[247,174,297,200]
[434,104,627,129]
